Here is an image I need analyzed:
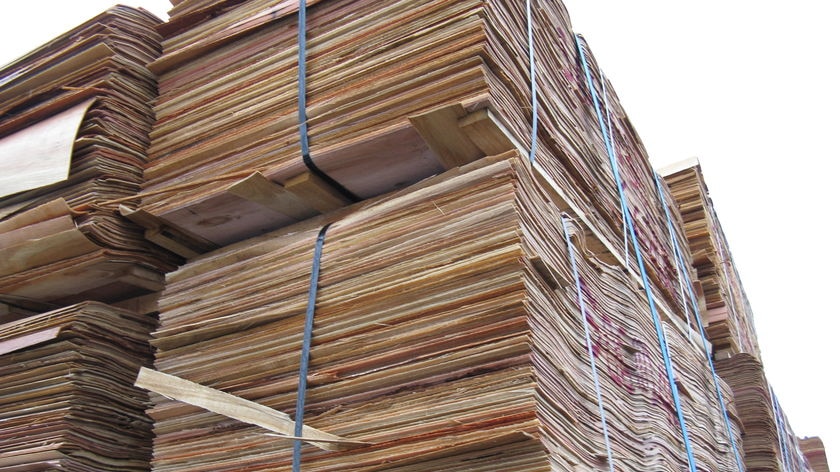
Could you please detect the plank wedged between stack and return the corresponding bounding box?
[147,154,741,471]
[0,302,155,471]
[0,7,180,307]
[135,0,693,323]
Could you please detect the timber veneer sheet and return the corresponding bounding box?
[148,156,741,471]
[138,0,692,320]
[0,7,179,305]
[0,302,155,471]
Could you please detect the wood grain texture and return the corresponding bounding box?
[0,302,156,471]
[146,155,744,471]
[0,7,179,305]
[136,367,368,450]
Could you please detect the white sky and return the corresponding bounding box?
[1,1,837,470]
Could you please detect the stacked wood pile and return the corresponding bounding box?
[0,6,178,309]
[0,7,175,472]
[1,1,828,471]
[0,302,155,471]
[661,159,760,358]
[663,160,826,471]
[716,354,815,472]
[799,437,831,472]
[130,0,692,326]
[146,155,742,471]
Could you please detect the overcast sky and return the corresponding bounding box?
[2,1,837,470]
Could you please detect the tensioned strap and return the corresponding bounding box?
[770,388,792,472]
[653,175,746,472]
[574,34,698,472]
[297,0,359,202]
[597,68,629,266]
[561,215,615,472]
[292,223,332,471]
[526,0,538,162]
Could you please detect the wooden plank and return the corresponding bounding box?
[409,103,483,169]
[227,172,317,220]
[134,368,368,451]
[458,108,519,156]
[283,171,351,214]
[120,205,218,257]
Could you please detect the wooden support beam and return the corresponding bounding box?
[120,205,217,258]
[112,292,160,316]
[283,171,351,214]
[409,103,483,169]
[458,108,518,156]
[117,266,165,292]
[528,255,569,289]
[135,368,369,451]
[227,171,317,221]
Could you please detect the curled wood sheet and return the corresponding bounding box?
[0,99,95,198]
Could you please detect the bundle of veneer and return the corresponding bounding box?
[132,0,689,320]
[0,7,179,306]
[146,155,741,471]
[0,302,155,470]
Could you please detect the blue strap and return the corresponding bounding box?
[574,34,699,472]
[771,388,792,472]
[561,216,615,472]
[597,68,628,265]
[297,0,359,202]
[652,173,691,334]
[291,223,331,471]
[526,0,538,162]
[653,175,746,472]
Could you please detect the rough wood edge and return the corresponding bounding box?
[135,368,369,451]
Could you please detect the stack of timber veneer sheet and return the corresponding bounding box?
[133,0,694,321]
[661,159,761,358]
[0,7,178,308]
[716,353,813,472]
[146,155,742,471]
[799,437,830,472]
[0,302,155,471]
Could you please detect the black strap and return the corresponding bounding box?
[291,223,331,471]
[297,1,360,202]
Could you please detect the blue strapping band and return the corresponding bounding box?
[574,34,699,472]
[291,223,331,471]
[561,215,615,472]
[771,388,792,472]
[526,0,538,162]
[598,68,629,265]
[653,175,746,472]
[297,0,360,202]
